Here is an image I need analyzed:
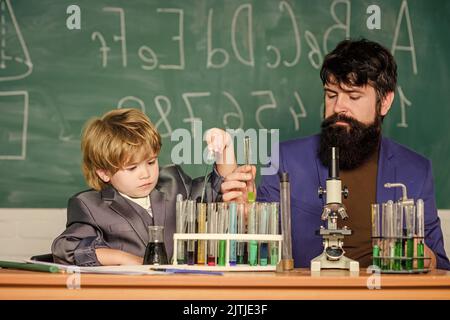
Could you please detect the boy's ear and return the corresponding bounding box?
[96,169,111,183]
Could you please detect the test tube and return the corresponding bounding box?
[201,149,215,204]
[382,201,395,270]
[197,203,207,265]
[258,202,269,266]
[394,202,403,271]
[228,202,237,266]
[371,204,381,268]
[269,202,279,266]
[217,203,228,266]
[403,204,416,270]
[175,194,186,264]
[247,201,258,266]
[236,203,246,264]
[207,203,217,266]
[279,172,293,270]
[244,137,255,202]
[186,200,196,265]
[416,199,425,269]
[244,136,250,165]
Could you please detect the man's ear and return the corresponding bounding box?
[96,169,111,183]
[380,91,395,116]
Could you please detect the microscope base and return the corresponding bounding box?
[311,253,359,272]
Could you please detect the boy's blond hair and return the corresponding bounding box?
[81,108,162,190]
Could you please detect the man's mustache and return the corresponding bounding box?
[321,113,361,129]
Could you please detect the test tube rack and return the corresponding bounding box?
[371,186,430,274]
[172,233,283,271]
[371,236,431,274]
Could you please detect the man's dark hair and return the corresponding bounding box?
[320,39,397,103]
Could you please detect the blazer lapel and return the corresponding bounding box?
[150,187,167,228]
[102,187,148,246]
[376,137,398,204]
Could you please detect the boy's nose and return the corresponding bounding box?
[140,165,151,179]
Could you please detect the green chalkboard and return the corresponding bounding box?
[1,0,449,208]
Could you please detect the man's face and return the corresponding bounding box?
[319,81,391,170]
[324,82,379,125]
[99,156,159,198]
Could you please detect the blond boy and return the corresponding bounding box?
[52,108,251,266]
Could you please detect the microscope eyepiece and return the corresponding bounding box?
[279,172,289,183]
[329,147,339,179]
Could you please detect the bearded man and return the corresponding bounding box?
[257,39,450,270]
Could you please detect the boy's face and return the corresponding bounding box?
[97,156,159,198]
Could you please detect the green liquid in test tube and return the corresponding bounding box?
[404,204,416,270]
[394,202,403,271]
[381,203,387,270]
[228,202,237,266]
[383,201,395,270]
[217,203,228,266]
[258,203,269,266]
[247,201,258,266]
[269,203,279,265]
[371,204,381,268]
[237,203,246,264]
[417,242,425,269]
[416,199,425,270]
[373,245,380,267]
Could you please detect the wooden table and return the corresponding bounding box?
[1,268,450,300]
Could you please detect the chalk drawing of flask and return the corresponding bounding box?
[0,0,33,81]
[0,0,32,160]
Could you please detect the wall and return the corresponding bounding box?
[2,0,450,208]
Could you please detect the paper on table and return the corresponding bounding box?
[23,259,166,275]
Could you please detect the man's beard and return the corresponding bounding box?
[318,113,381,170]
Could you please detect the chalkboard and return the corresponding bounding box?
[1,0,450,208]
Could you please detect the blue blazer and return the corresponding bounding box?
[257,134,450,270]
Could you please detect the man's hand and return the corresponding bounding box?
[221,165,256,202]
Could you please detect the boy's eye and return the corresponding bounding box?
[148,160,155,165]
[126,166,137,171]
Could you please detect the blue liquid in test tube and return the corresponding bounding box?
[228,202,237,266]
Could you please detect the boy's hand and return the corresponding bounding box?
[221,165,256,202]
[205,128,237,177]
[205,128,232,159]
[96,248,143,265]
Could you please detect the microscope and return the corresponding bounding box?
[311,147,359,272]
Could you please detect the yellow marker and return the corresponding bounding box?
[197,203,207,265]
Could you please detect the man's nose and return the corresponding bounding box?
[333,95,349,115]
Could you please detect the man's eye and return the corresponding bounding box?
[350,96,361,100]
[326,94,336,99]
